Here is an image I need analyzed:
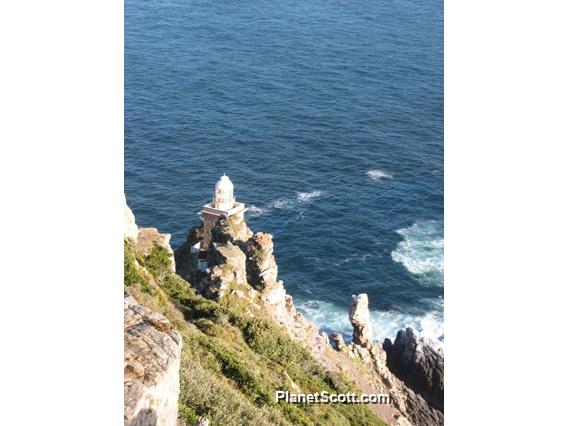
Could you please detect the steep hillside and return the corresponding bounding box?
[124,204,387,426]
[124,199,443,426]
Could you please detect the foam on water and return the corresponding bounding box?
[273,198,293,209]
[247,205,268,217]
[296,299,444,347]
[367,169,393,180]
[391,221,444,286]
[297,191,322,203]
[245,191,322,216]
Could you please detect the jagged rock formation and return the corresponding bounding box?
[384,328,444,413]
[349,294,373,348]
[201,241,248,300]
[241,232,278,290]
[173,208,444,426]
[210,213,253,245]
[124,294,182,426]
[336,338,443,426]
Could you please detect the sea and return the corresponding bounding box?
[125,0,444,346]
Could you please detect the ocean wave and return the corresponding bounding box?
[247,205,268,217]
[391,221,444,285]
[246,191,323,217]
[272,198,293,209]
[367,169,393,180]
[297,191,322,203]
[296,299,444,347]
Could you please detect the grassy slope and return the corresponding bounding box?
[125,241,387,426]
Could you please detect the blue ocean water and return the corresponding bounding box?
[125,0,443,344]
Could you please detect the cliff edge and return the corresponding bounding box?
[125,196,443,426]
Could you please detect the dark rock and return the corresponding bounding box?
[384,327,444,412]
[174,226,203,283]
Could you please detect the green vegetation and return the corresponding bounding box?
[124,241,145,287]
[124,240,386,426]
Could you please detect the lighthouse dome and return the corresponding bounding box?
[214,174,235,210]
[215,174,234,191]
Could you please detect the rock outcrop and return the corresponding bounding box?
[241,232,278,290]
[349,294,373,348]
[174,210,444,425]
[124,196,139,244]
[384,327,444,412]
[135,227,176,273]
[124,294,182,426]
[201,241,248,300]
[210,214,253,245]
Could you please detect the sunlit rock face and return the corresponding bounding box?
[134,227,176,273]
[124,196,139,244]
[124,294,182,426]
[242,232,278,290]
[349,293,373,348]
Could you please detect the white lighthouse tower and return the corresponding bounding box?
[191,175,247,271]
[213,174,235,210]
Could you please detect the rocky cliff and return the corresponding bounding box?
[124,294,182,426]
[384,328,444,412]
[125,198,443,426]
[124,200,182,426]
[174,214,444,426]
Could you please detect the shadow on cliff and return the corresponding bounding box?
[128,408,158,426]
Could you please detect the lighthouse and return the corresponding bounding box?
[191,175,247,272]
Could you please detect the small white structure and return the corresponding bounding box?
[213,174,235,210]
[192,175,247,272]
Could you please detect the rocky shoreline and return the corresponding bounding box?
[124,199,443,425]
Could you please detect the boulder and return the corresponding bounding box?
[124,294,182,426]
[384,327,444,412]
[349,294,373,348]
[330,332,348,352]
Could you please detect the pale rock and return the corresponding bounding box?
[124,294,182,426]
[210,214,253,244]
[201,242,247,300]
[195,418,209,426]
[124,196,139,244]
[330,332,347,352]
[241,232,278,289]
[349,293,373,348]
[135,227,176,273]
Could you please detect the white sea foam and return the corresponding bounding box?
[247,191,322,216]
[367,169,393,180]
[297,191,322,203]
[272,198,292,209]
[247,205,268,217]
[296,299,444,348]
[391,221,444,285]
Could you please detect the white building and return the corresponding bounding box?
[191,175,246,272]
